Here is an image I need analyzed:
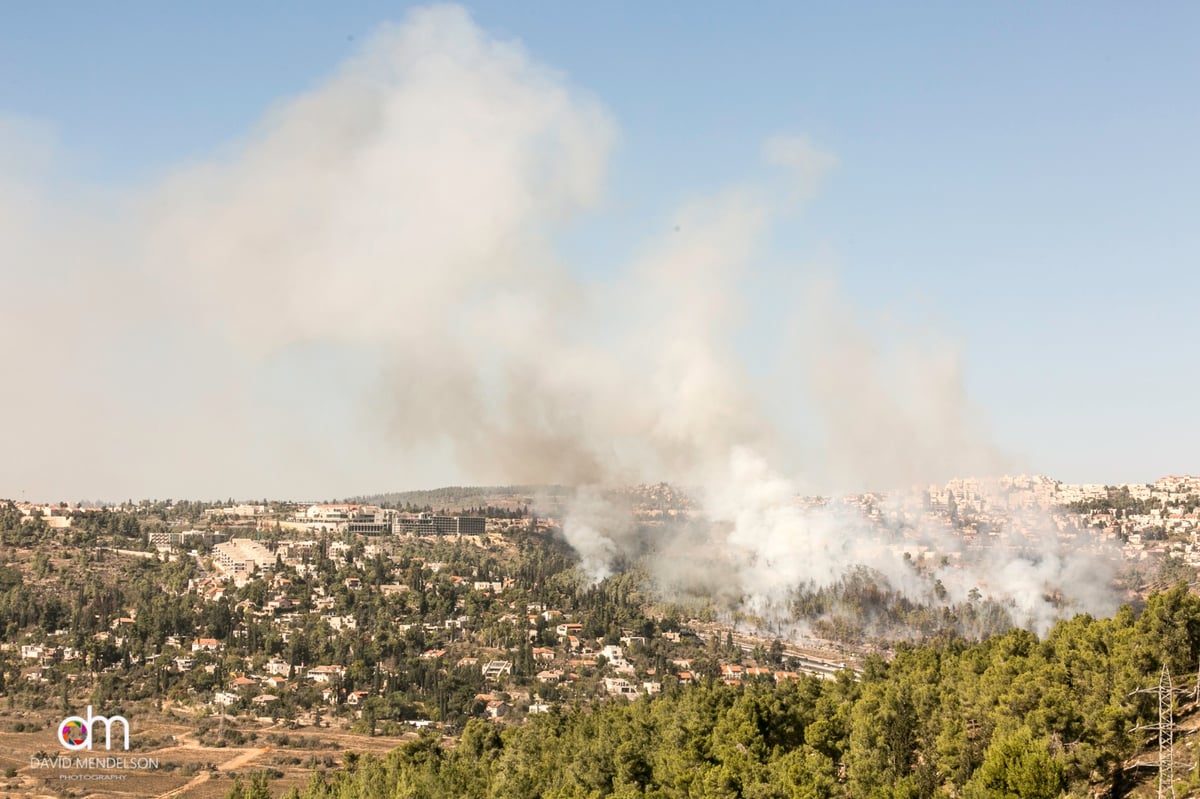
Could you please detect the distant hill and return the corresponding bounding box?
[346,484,574,513]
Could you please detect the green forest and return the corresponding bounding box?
[5,502,1199,798]
[249,585,1200,799]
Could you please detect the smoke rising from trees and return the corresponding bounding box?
[0,5,1116,631]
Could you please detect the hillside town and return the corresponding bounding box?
[0,475,1197,737]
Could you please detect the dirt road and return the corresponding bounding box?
[153,744,269,799]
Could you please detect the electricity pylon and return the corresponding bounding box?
[1131,664,1179,799]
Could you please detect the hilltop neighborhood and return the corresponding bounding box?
[1,475,1198,733]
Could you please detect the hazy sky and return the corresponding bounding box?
[2,2,1197,501]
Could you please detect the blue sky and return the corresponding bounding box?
[2,2,1197,498]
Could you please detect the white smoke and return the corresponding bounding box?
[0,4,1117,632]
[560,485,635,583]
[574,449,1117,636]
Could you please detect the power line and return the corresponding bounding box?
[1130,663,1200,799]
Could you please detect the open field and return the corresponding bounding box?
[0,709,415,798]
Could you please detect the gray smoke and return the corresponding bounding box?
[0,4,1117,632]
[562,450,1118,636]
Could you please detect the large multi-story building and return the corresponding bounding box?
[345,507,393,535]
[297,503,398,533]
[213,538,274,582]
[1055,483,1109,504]
[149,529,225,551]
[291,505,485,536]
[393,512,485,536]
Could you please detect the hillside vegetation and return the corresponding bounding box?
[270,585,1200,799]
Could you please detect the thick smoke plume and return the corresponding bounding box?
[0,4,1116,632]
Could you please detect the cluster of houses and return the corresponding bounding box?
[13,476,1199,575]
[806,474,1200,569]
[3,574,832,727]
[211,658,357,710]
[9,475,1198,731]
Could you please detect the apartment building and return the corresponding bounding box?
[213,538,274,582]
